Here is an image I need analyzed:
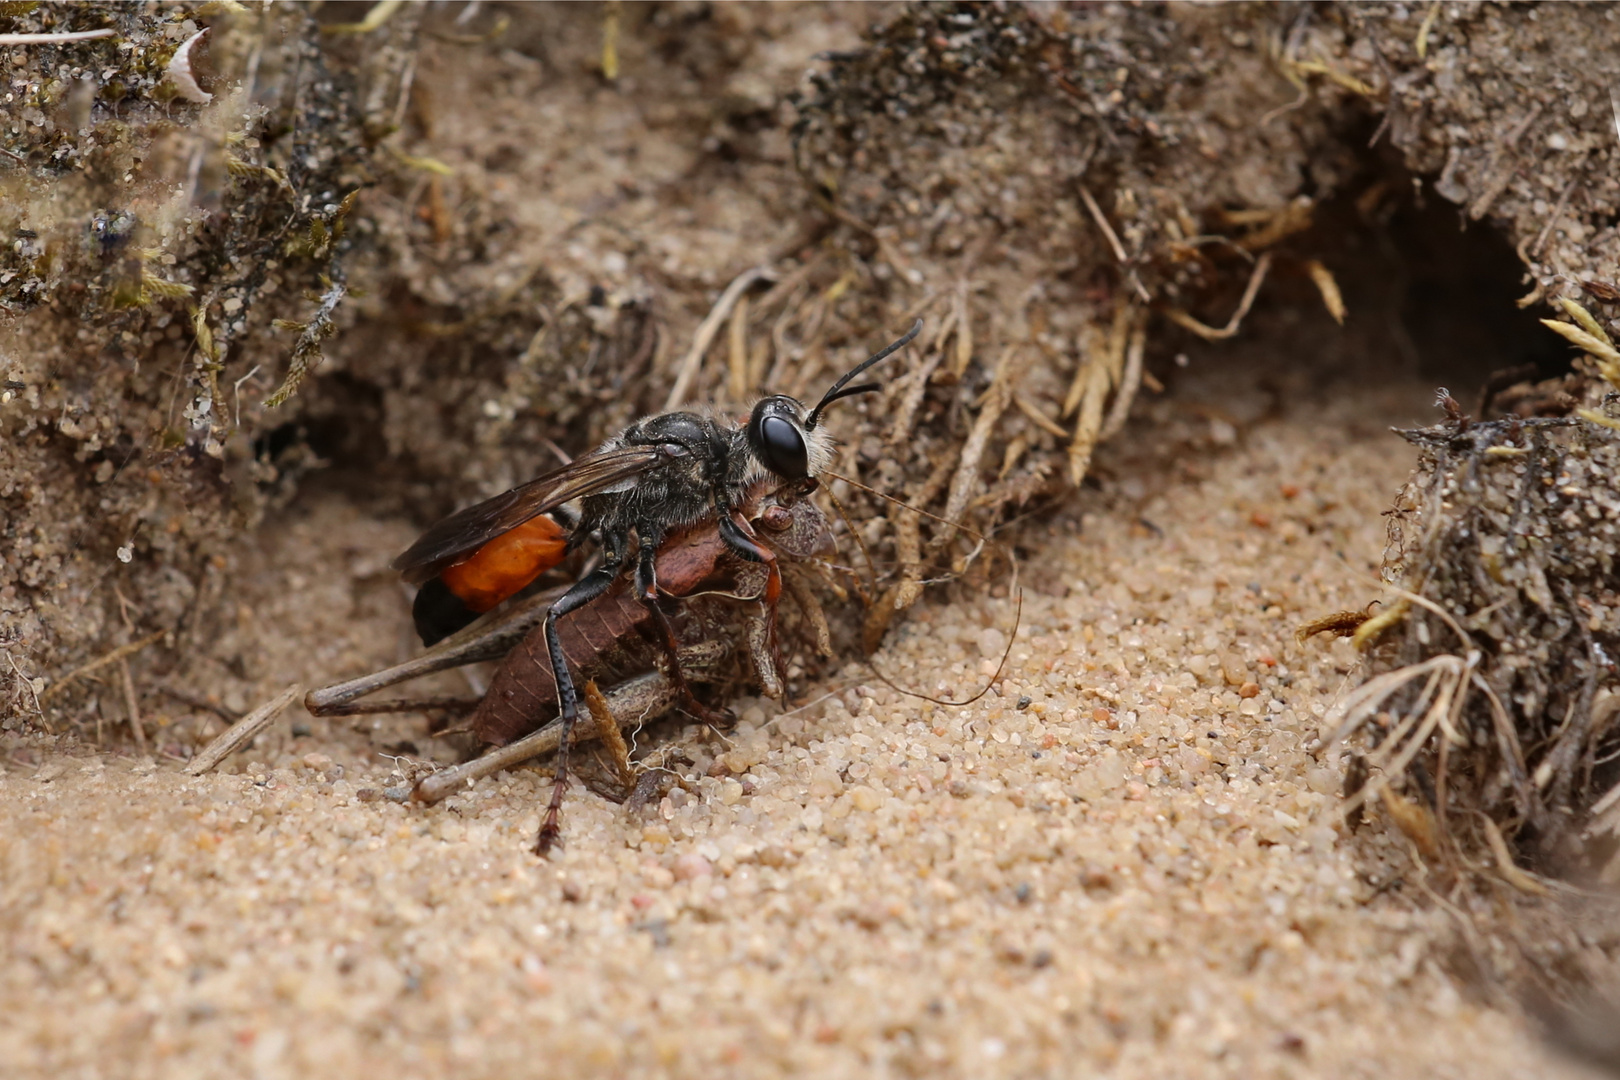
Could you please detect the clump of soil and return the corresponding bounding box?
[1351,393,1620,874]
[0,1,383,673]
[1326,310,1620,1024]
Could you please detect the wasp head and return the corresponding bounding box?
[744,318,924,482]
[745,395,830,481]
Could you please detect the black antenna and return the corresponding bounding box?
[806,318,923,430]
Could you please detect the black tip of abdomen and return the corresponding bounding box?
[412,577,480,647]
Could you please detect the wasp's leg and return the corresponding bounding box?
[535,549,626,855]
[635,531,732,729]
[717,511,771,567]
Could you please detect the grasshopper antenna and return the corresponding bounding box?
[824,469,996,564]
[822,485,880,601]
[865,588,1022,707]
[807,319,923,430]
[759,588,1022,714]
[822,469,1022,706]
[821,470,998,601]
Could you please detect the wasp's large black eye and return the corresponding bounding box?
[759,415,808,478]
[748,399,810,479]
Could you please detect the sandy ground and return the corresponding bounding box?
[2,366,1605,1080]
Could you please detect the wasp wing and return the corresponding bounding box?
[391,445,668,584]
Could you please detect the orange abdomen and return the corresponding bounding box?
[440,515,570,613]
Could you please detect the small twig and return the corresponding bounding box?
[600,0,620,80]
[112,582,140,633]
[232,364,261,430]
[951,276,975,377]
[937,347,1016,547]
[390,47,418,134]
[1376,577,1475,652]
[1468,103,1544,221]
[1234,199,1314,251]
[1479,814,1552,897]
[119,659,147,757]
[1013,394,1069,439]
[427,13,510,46]
[266,281,347,407]
[1163,252,1273,341]
[1067,304,1134,484]
[1415,0,1443,59]
[1258,7,1315,128]
[186,685,302,775]
[864,453,957,648]
[157,682,243,722]
[1079,186,1129,265]
[312,695,481,717]
[1259,85,1311,129]
[1328,654,1473,823]
[321,0,402,35]
[1305,260,1347,325]
[727,292,751,402]
[1472,673,1532,817]
[38,629,165,705]
[0,29,117,45]
[1064,310,1117,419]
[1098,311,1148,442]
[664,266,776,410]
[1079,186,1151,303]
[1529,177,1580,259]
[886,344,945,444]
[5,650,43,718]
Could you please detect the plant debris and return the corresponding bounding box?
[1337,312,1620,877]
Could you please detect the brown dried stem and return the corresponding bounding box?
[1163,253,1273,342]
[186,685,303,775]
[39,629,165,705]
[119,659,147,757]
[0,29,117,45]
[665,265,776,410]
